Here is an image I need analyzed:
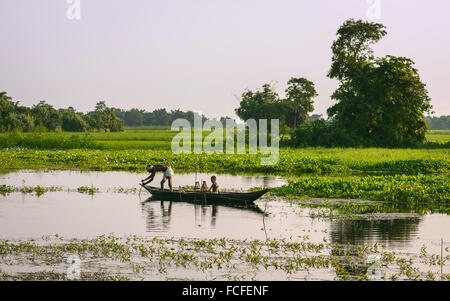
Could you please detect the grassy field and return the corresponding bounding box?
[0,128,448,175]
[426,130,450,143]
[1,128,448,150]
[0,148,448,174]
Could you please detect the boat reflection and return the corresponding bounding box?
[141,197,264,232]
[140,200,172,232]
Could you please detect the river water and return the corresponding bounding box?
[1,170,448,249]
[0,169,449,280]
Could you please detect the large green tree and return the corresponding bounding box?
[87,101,123,132]
[31,101,62,130]
[0,92,35,132]
[285,77,317,128]
[61,109,88,132]
[0,93,16,126]
[327,19,432,146]
[235,84,290,127]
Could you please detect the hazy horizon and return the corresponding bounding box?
[1,0,449,119]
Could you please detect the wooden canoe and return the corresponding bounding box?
[140,184,269,206]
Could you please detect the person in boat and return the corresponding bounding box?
[200,181,209,192]
[209,176,220,194]
[141,164,174,191]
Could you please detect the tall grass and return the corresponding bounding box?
[1,128,449,150]
[0,132,99,149]
[0,128,209,149]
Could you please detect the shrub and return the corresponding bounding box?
[289,120,362,147]
[62,111,88,132]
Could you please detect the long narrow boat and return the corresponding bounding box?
[140,184,269,206]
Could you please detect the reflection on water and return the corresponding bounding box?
[141,198,263,236]
[0,191,448,254]
[140,198,262,234]
[137,197,450,254]
[211,205,218,227]
[330,217,422,248]
[141,200,173,232]
[0,170,449,255]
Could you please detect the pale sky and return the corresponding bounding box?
[1,0,449,119]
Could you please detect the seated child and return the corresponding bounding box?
[201,181,209,192]
[209,176,220,194]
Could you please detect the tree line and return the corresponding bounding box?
[0,92,234,132]
[111,108,233,128]
[426,116,450,130]
[235,19,440,147]
[0,93,123,132]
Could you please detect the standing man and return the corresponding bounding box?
[141,164,174,191]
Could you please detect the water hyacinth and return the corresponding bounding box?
[273,174,450,206]
[0,234,448,281]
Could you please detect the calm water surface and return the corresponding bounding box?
[0,170,449,256]
[0,169,287,190]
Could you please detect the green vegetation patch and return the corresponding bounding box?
[0,148,448,174]
[77,186,99,195]
[0,184,61,196]
[273,174,450,207]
